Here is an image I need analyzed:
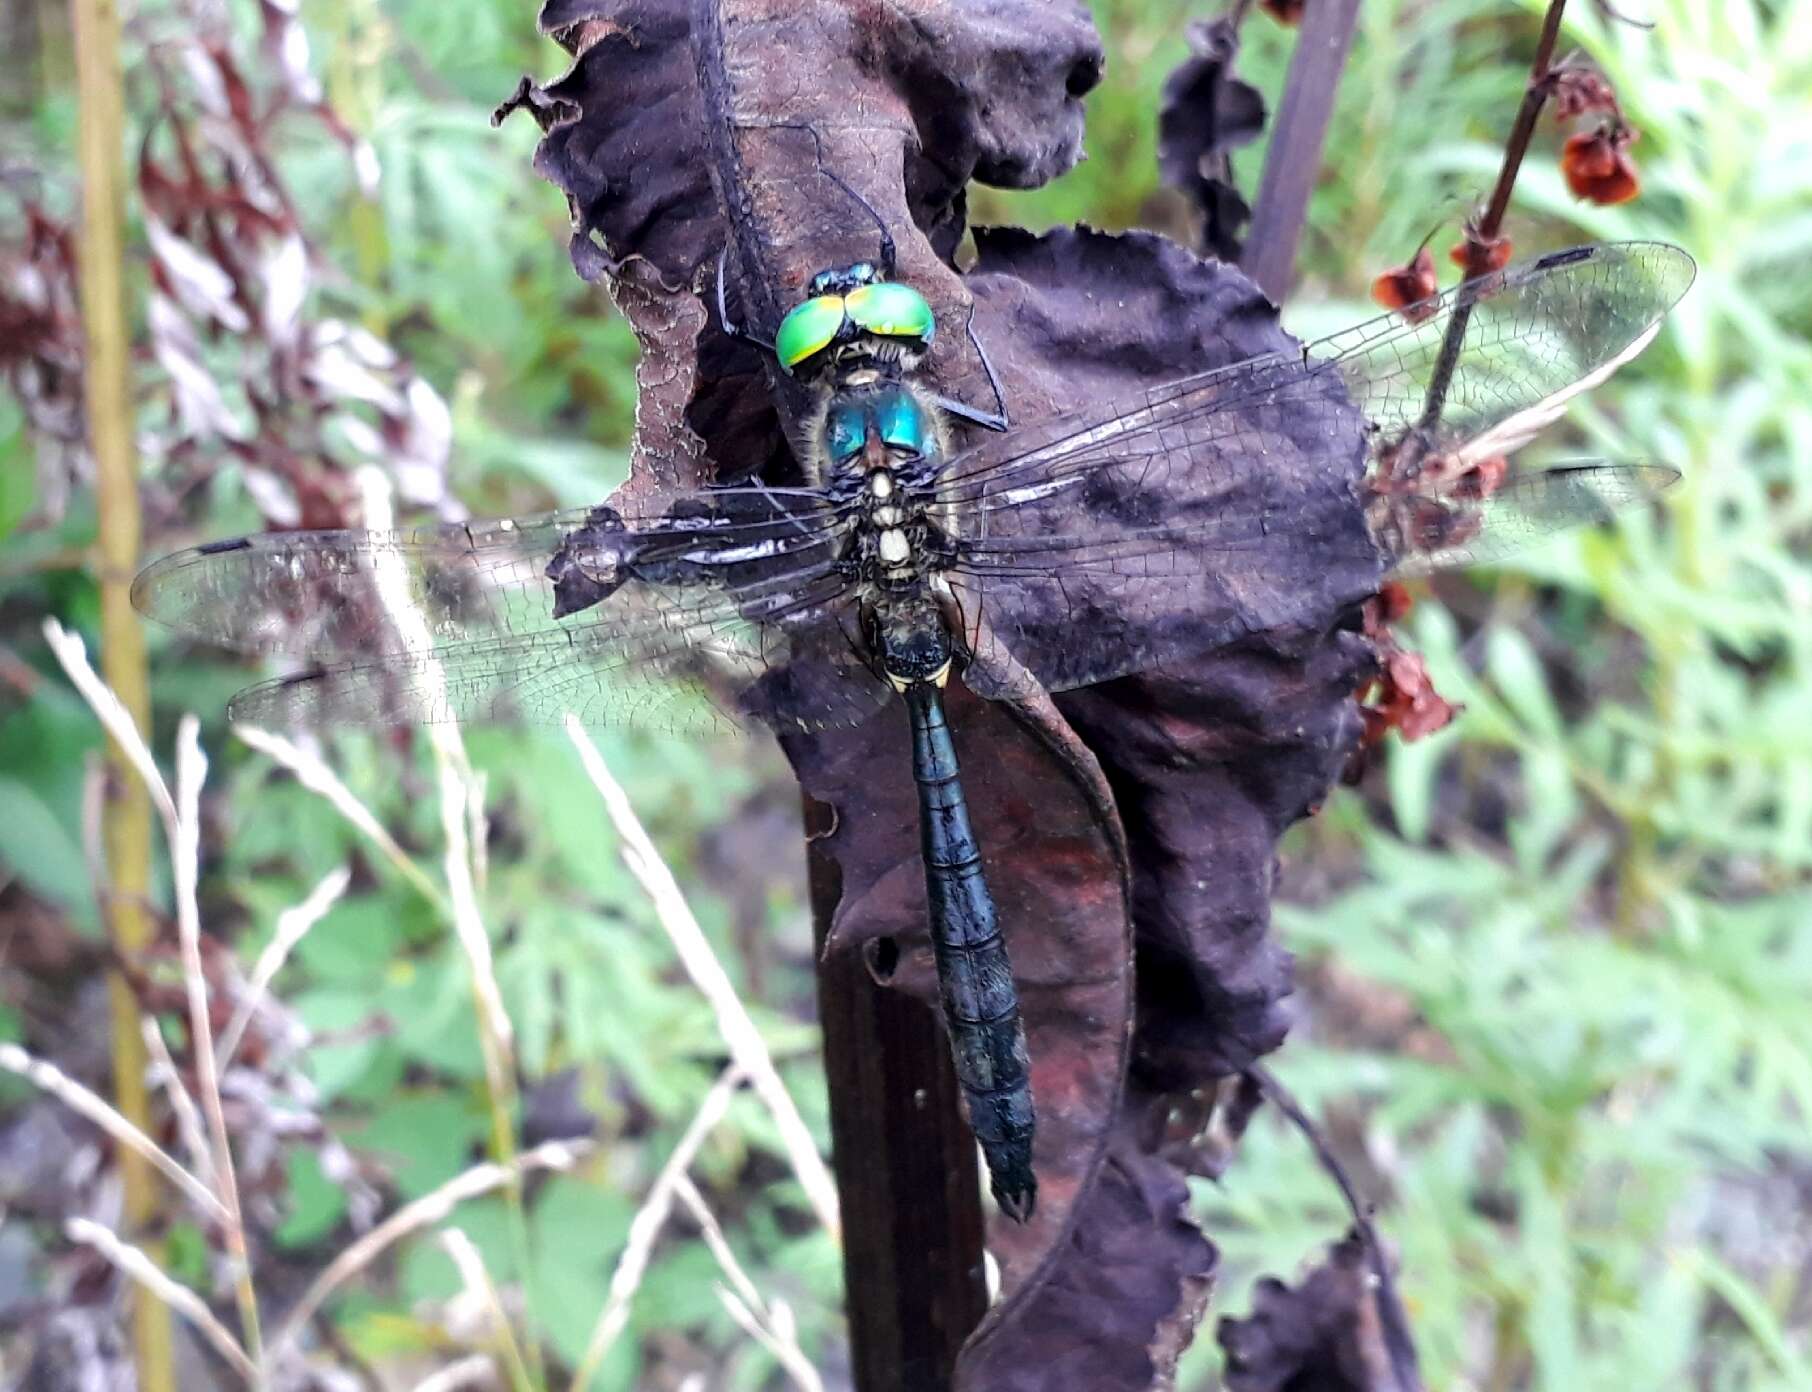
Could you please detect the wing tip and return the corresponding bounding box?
[129,550,186,624]
[1535,239,1697,314]
[225,668,320,728]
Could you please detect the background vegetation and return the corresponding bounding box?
[2,0,1809,1387]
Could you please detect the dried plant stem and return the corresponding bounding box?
[566,717,841,1239]
[140,1018,213,1188]
[44,623,264,1365]
[267,1139,592,1362]
[675,1176,823,1392]
[1246,1064,1422,1392]
[436,748,541,1391]
[67,1219,257,1385]
[70,0,172,1379]
[1240,0,1363,300]
[217,865,352,1069]
[173,720,264,1366]
[717,1286,823,1392]
[356,466,543,1390]
[233,725,449,911]
[569,1066,745,1392]
[413,1356,500,1392]
[0,1043,226,1222]
[439,1229,538,1392]
[1477,0,1572,247]
[1417,0,1571,428]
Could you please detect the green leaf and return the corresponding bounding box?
[0,776,95,928]
[350,1090,489,1200]
[274,1146,350,1249]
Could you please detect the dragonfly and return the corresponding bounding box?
[134,238,1695,1220]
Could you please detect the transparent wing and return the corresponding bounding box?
[1371,461,1680,578]
[132,486,849,662]
[224,565,892,736]
[947,462,1678,697]
[1320,241,1695,463]
[135,487,891,736]
[924,242,1692,694]
[931,241,1694,509]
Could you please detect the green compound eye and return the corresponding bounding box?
[775,295,847,374]
[845,281,935,346]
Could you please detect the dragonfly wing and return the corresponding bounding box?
[1314,240,1695,463]
[136,487,888,736]
[224,565,891,737]
[133,486,847,663]
[946,460,1678,695]
[936,375,1377,694]
[1375,461,1680,578]
[928,242,1693,515]
[921,242,1690,693]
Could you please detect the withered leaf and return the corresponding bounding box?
[1158,18,1266,261]
[1218,1229,1423,1392]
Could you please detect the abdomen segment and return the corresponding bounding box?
[904,681,1037,1220]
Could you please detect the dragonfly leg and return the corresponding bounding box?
[714,247,778,354]
[929,302,1012,433]
[791,119,898,278]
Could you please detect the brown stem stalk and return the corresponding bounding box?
[69,0,176,1388]
[1246,1065,1423,1392]
[1239,0,1364,301]
[1416,0,1571,431]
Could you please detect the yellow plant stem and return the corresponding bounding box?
[70,0,175,1388]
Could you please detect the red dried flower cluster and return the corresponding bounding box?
[1351,583,1459,767]
[1552,61,1640,205]
[1552,65,1619,119]
[1562,123,1641,205]
[1369,246,1439,321]
[1450,226,1512,274]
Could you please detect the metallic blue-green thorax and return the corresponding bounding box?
[823,380,934,468]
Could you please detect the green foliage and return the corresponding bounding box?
[1178,2,1812,1387]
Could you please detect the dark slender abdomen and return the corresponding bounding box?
[903,681,1037,1220]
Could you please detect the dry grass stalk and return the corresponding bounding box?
[217,864,352,1069]
[674,1176,823,1392]
[43,621,177,826]
[0,1042,226,1222]
[173,717,264,1362]
[139,1017,213,1187]
[671,1175,763,1317]
[45,621,264,1360]
[435,756,516,1063]
[438,1229,537,1392]
[564,717,841,1240]
[568,1065,745,1392]
[717,1285,823,1392]
[233,724,448,910]
[267,1138,592,1363]
[66,1217,256,1384]
[412,1354,501,1392]
[356,466,542,1389]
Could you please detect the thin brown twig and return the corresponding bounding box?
[1476,0,1573,250]
[1245,1063,1422,1392]
[1416,0,1572,432]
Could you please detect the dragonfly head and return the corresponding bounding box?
[776,267,936,379]
[806,262,883,298]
